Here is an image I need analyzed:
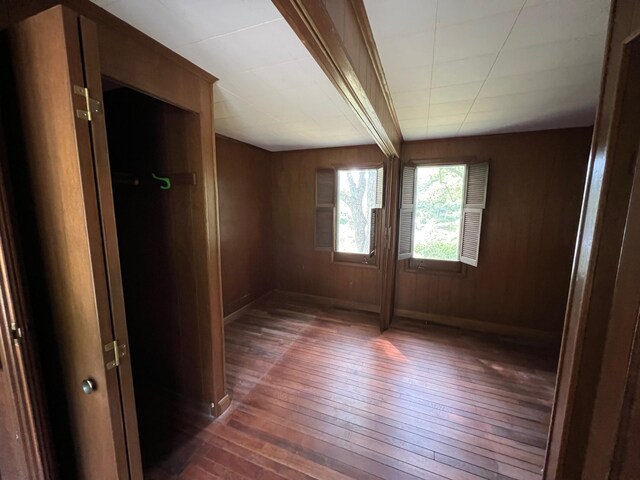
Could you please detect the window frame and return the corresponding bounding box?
[331,162,385,268]
[404,156,479,275]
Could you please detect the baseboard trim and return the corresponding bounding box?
[273,290,380,314]
[212,394,231,417]
[394,308,560,347]
[229,291,557,346]
[224,291,274,325]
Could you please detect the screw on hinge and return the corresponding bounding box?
[10,322,22,346]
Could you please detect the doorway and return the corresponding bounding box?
[102,82,209,473]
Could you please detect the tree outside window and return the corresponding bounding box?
[336,168,377,254]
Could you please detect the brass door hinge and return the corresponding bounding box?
[104,340,127,370]
[10,322,22,346]
[74,85,102,121]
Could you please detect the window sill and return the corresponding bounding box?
[332,252,379,269]
[405,258,467,277]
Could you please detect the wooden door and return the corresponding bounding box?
[9,6,139,479]
[0,77,51,480]
[607,146,640,477]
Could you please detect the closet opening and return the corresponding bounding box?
[102,79,207,474]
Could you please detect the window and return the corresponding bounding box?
[413,165,465,261]
[398,160,489,267]
[336,169,378,254]
[314,166,384,265]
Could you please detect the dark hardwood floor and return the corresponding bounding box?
[145,296,557,480]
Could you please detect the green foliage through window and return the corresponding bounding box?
[413,165,465,261]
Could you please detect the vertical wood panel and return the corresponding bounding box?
[217,136,274,317]
[0,0,8,29]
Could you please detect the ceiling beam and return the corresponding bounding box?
[272,0,402,158]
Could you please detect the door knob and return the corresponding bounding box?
[82,378,97,394]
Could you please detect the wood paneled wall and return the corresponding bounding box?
[397,128,591,336]
[268,130,591,326]
[271,144,386,307]
[216,136,274,317]
[0,1,8,30]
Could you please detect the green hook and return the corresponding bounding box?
[151,173,171,190]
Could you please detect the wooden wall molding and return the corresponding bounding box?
[215,133,272,153]
[348,0,402,151]
[272,0,402,157]
[213,393,231,417]
[273,290,381,314]
[224,291,275,325]
[380,155,400,331]
[394,309,561,348]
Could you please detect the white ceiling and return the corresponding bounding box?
[92,0,610,149]
[365,0,611,140]
[91,0,373,151]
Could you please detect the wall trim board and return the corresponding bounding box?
[272,0,401,157]
[394,308,561,348]
[213,394,231,417]
[348,0,402,146]
[223,291,275,325]
[273,290,381,314]
[215,133,272,154]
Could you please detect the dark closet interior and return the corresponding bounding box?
[103,82,206,471]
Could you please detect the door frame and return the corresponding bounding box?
[92,12,228,416]
[544,17,640,479]
[580,29,640,474]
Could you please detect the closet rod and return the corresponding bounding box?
[111,172,140,186]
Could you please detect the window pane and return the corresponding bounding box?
[336,168,377,254]
[413,165,465,261]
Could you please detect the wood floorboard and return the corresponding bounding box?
[144,298,556,480]
[225,340,551,425]
[231,378,543,475]
[223,356,548,449]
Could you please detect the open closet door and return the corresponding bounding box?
[0,76,50,480]
[9,6,139,479]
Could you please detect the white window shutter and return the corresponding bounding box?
[398,209,414,260]
[316,168,335,207]
[398,165,416,260]
[315,168,335,250]
[460,162,489,266]
[464,162,489,208]
[315,207,334,251]
[374,165,384,208]
[459,208,483,266]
